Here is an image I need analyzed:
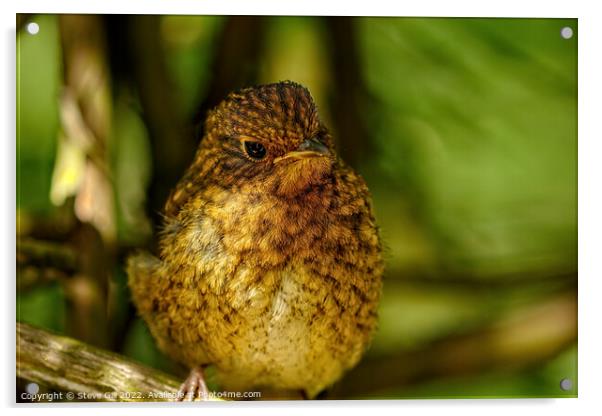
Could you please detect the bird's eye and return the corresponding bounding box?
[243,141,267,160]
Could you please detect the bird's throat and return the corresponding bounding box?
[271,157,333,197]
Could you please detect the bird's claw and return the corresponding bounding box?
[176,367,210,401]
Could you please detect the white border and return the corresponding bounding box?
[3,1,601,416]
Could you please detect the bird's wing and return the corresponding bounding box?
[163,150,217,217]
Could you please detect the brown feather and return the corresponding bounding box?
[128,81,383,398]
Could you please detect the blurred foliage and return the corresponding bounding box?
[17,15,577,399]
[383,345,577,399]
[17,14,64,335]
[161,15,224,119]
[16,14,61,215]
[112,97,153,245]
[360,18,577,279]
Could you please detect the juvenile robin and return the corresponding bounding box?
[127,81,383,400]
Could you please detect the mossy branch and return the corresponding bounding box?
[16,322,181,402]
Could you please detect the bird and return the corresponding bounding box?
[127,81,383,400]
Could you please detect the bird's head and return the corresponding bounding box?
[200,81,336,197]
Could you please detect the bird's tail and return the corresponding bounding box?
[126,251,163,318]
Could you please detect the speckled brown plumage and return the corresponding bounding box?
[127,81,383,399]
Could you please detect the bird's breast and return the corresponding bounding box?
[163,179,381,395]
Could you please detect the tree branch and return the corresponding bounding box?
[324,17,375,169]
[17,238,77,291]
[16,322,181,402]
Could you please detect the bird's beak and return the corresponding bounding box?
[274,138,330,163]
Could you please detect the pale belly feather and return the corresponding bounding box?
[205,265,352,397]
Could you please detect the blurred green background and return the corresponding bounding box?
[16,15,577,399]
